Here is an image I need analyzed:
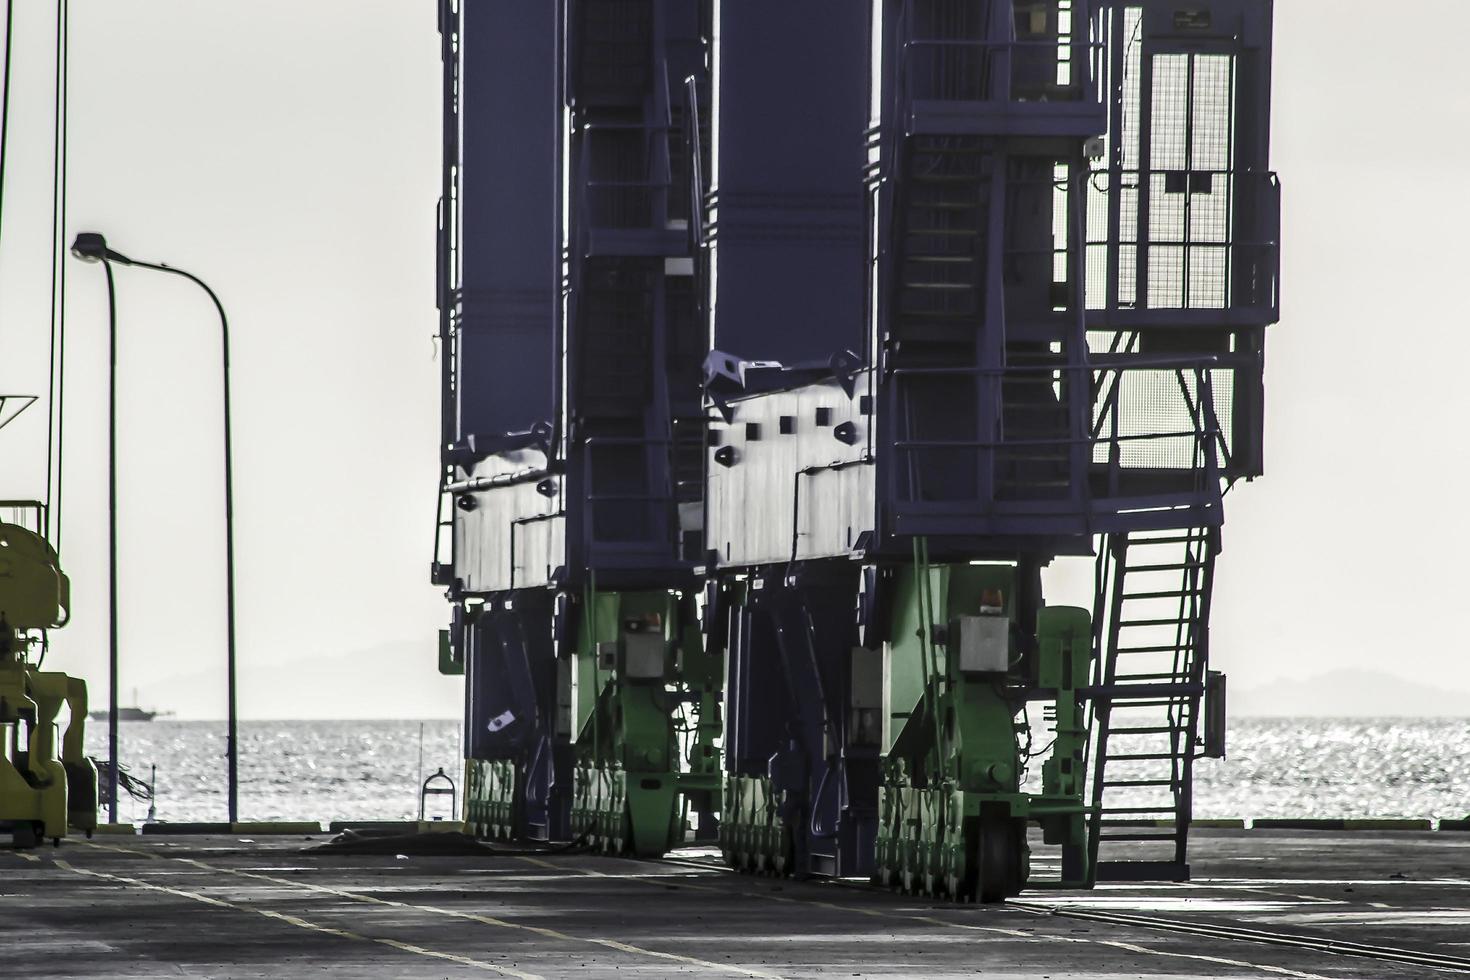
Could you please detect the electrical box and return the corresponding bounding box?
[623,631,666,680]
[849,646,883,748]
[953,615,1009,674]
[1034,606,1092,689]
[555,656,574,738]
[438,628,464,676]
[849,646,883,710]
[1203,670,1227,759]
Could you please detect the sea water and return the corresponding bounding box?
[83,718,1470,825]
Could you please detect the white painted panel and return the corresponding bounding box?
[707,370,877,567]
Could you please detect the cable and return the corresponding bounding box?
[44,0,56,537]
[46,0,69,549]
[0,0,14,269]
[90,757,156,803]
[1025,738,1057,761]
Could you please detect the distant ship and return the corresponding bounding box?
[89,706,171,722]
[89,690,172,722]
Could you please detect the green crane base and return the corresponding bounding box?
[719,773,794,875]
[464,759,518,841]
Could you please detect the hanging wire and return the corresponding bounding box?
[45,0,69,549]
[912,537,949,779]
[0,0,14,266]
[585,572,600,761]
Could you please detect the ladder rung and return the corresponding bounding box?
[911,172,987,183]
[1103,752,1182,762]
[1101,806,1177,815]
[897,310,975,321]
[910,201,980,211]
[1122,590,1202,600]
[1085,682,1202,701]
[1111,672,1188,682]
[1098,832,1177,842]
[1116,644,1194,654]
[1108,726,1175,735]
[909,144,990,155]
[1095,860,1189,882]
[1103,778,1175,788]
[1125,534,1208,546]
[1126,562,1205,573]
[1119,618,1194,628]
[903,281,972,291]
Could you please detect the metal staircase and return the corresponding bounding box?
[997,343,1074,502]
[893,136,989,351]
[1087,526,1217,882]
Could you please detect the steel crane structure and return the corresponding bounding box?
[434,0,1277,901]
[435,1,720,854]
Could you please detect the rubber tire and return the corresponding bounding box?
[977,813,1020,904]
[1007,818,1029,898]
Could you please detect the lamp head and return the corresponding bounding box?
[69,232,133,265]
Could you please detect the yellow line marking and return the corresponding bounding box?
[520,856,1334,980]
[514,854,561,872]
[80,841,783,980]
[52,858,542,980]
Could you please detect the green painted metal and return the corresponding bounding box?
[721,772,795,874]
[569,589,721,856]
[875,543,1093,901]
[463,758,517,839]
[711,577,802,876]
[437,628,463,676]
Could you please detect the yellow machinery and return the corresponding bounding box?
[0,506,96,846]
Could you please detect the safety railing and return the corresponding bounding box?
[436,0,462,452]
[0,501,46,536]
[886,361,1091,513]
[883,357,1223,528]
[579,435,681,560]
[901,34,1104,107]
[1085,169,1280,321]
[434,0,463,584]
[577,121,675,234]
[894,0,1104,107]
[1090,359,1226,497]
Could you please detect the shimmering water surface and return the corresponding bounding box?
[85,720,464,824]
[84,718,1470,824]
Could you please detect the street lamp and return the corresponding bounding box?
[71,232,240,825]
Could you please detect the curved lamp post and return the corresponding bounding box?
[70,232,239,825]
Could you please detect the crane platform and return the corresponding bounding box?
[4,827,1468,978]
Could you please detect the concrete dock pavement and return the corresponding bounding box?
[2,829,1468,978]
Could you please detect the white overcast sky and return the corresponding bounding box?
[0,1,1464,719]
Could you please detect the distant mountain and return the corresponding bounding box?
[115,658,1470,721]
[135,639,462,721]
[1232,669,1470,718]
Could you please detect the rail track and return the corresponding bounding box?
[1011,901,1470,975]
[654,852,1470,975]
